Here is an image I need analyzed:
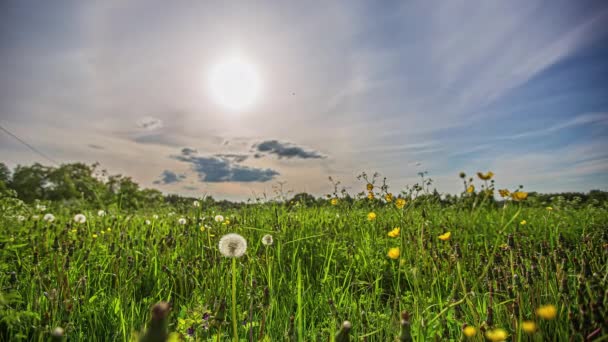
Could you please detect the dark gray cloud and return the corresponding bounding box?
[253,140,325,159]
[183,185,199,191]
[173,150,278,183]
[154,170,186,185]
[88,144,104,150]
[136,117,163,130]
[181,147,198,156]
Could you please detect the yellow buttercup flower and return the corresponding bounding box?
[106,227,111,232]
[367,212,377,221]
[485,328,508,341]
[521,321,536,333]
[366,183,373,191]
[388,227,400,238]
[387,247,400,259]
[463,325,477,337]
[200,225,205,232]
[395,198,406,209]
[438,231,451,241]
[477,171,494,180]
[466,185,475,193]
[330,198,339,206]
[520,220,527,225]
[546,206,553,211]
[385,193,393,202]
[92,234,98,239]
[511,191,528,201]
[498,189,510,198]
[536,304,557,320]
[367,192,375,200]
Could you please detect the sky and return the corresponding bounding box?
[1,0,608,200]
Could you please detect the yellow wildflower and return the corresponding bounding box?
[511,191,528,201]
[330,198,339,206]
[366,183,373,191]
[387,247,400,259]
[467,185,475,193]
[200,225,205,232]
[438,231,451,241]
[498,189,510,198]
[92,234,98,239]
[536,304,557,320]
[71,229,77,234]
[521,321,536,333]
[477,171,494,180]
[546,206,553,211]
[367,212,377,221]
[388,227,400,238]
[463,325,477,337]
[385,193,393,202]
[395,198,406,209]
[106,227,111,232]
[485,328,508,341]
[367,192,375,200]
[520,220,527,225]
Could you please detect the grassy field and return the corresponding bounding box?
[1,181,607,341]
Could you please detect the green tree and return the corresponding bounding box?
[9,163,50,202]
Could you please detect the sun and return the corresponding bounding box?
[208,57,262,111]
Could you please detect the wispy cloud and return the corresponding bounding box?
[497,113,608,140]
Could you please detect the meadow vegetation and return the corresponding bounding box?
[1,163,607,341]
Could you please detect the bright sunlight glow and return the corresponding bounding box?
[208,57,262,111]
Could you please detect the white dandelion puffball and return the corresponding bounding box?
[145,219,151,225]
[43,213,55,222]
[193,200,200,207]
[218,233,247,258]
[153,214,159,220]
[214,215,224,223]
[168,212,175,217]
[98,210,106,217]
[178,217,187,225]
[74,214,86,224]
[262,234,274,246]
[17,215,26,222]
[36,204,46,212]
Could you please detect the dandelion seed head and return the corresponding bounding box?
[178,217,187,225]
[193,200,200,207]
[145,220,151,225]
[43,213,55,222]
[98,210,106,217]
[218,233,247,258]
[74,214,86,224]
[51,327,64,337]
[215,215,224,222]
[262,234,273,246]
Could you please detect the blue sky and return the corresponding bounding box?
[1,0,607,200]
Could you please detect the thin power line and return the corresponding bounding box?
[0,123,59,165]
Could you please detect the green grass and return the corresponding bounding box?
[1,195,607,341]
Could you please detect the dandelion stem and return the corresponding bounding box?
[232,257,238,342]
